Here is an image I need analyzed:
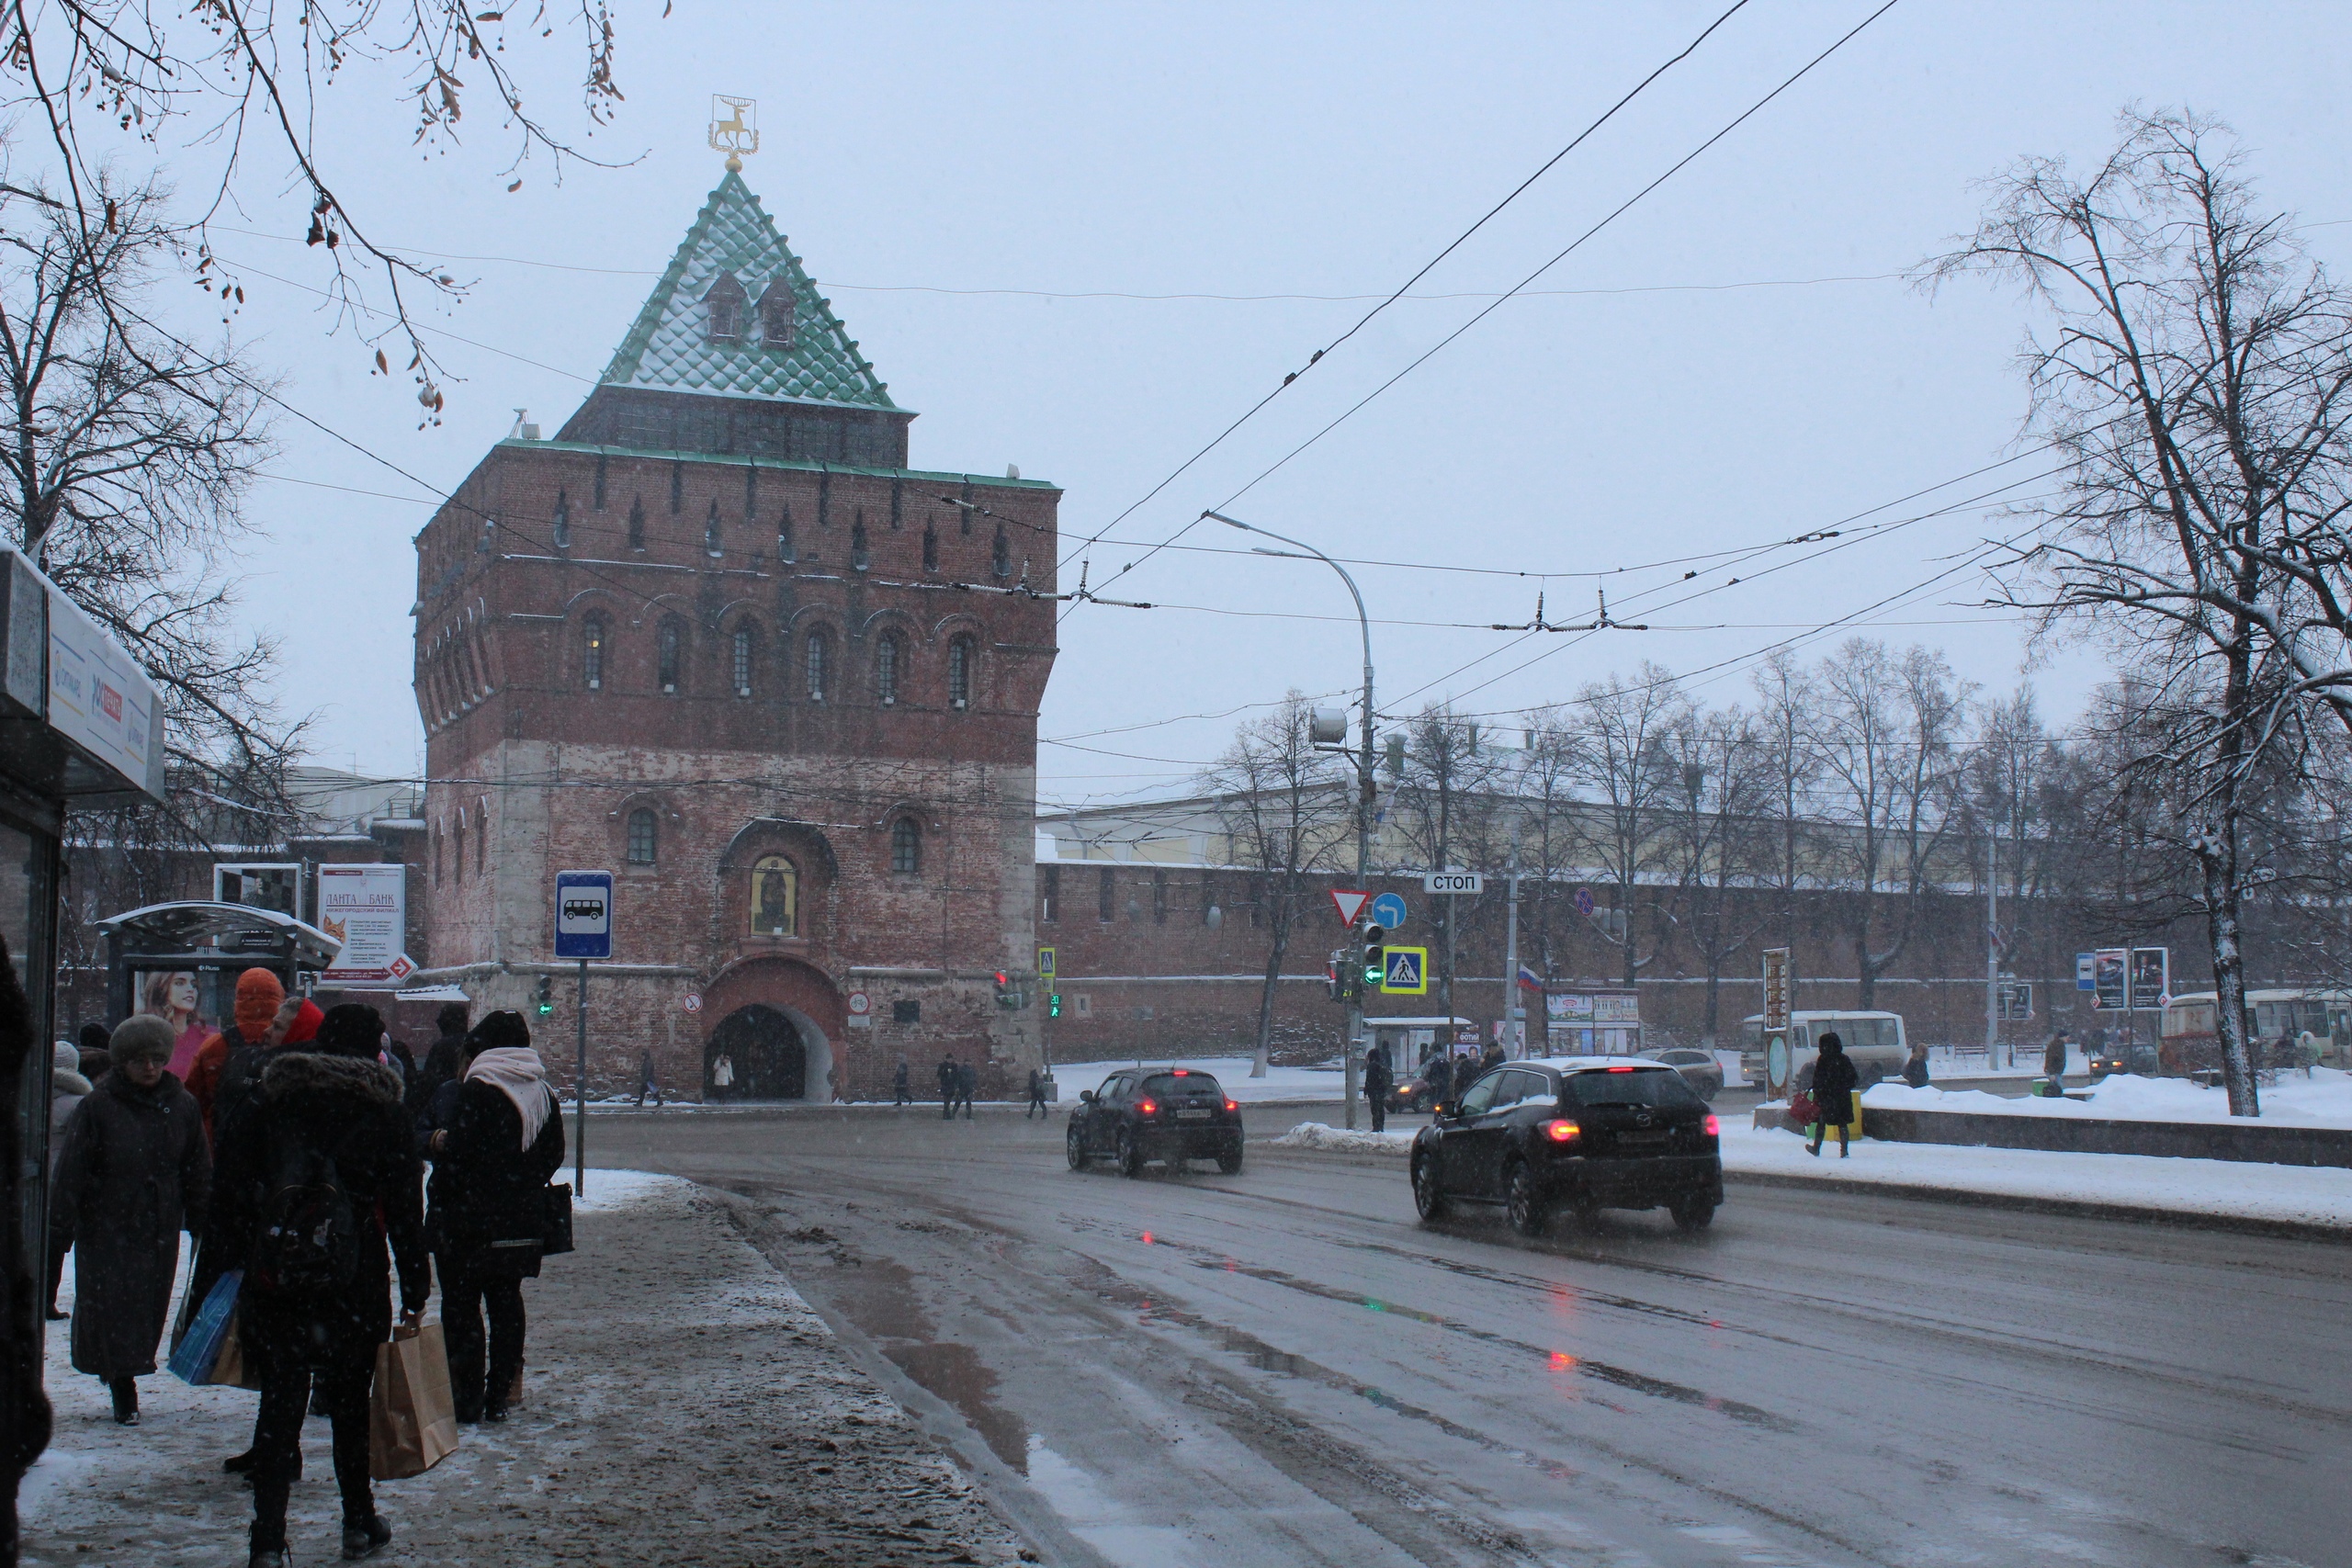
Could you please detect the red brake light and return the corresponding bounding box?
[1542,1119,1581,1143]
[1704,1114,1720,1137]
[1225,1100,1238,1112]
[1136,1099,1157,1115]
[1606,1065,1634,1073]
[1172,1068,1189,1076]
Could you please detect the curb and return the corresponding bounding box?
[1723,1167,2352,1244]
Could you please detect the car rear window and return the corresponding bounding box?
[1564,1067,1702,1109]
[1142,1072,1222,1097]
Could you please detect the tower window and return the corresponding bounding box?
[1097,866,1114,923]
[760,280,796,348]
[552,488,571,549]
[889,479,903,529]
[594,452,607,510]
[732,624,754,696]
[476,806,488,877]
[582,613,606,690]
[706,272,747,342]
[1152,869,1169,925]
[778,505,795,563]
[947,636,973,709]
[433,823,443,885]
[991,525,1011,579]
[805,630,828,702]
[658,615,684,694]
[454,811,466,880]
[670,459,684,513]
[851,517,870,572]
[1039,864,1058,924]
[626,807,658,865]
[628,496,645,550]
[876,633,900,705]
[922,523,939,573]
[891,817,922,874]
[706,499,723,558]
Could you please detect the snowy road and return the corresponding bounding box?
[593,1104,2352,1568]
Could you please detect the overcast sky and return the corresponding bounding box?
[117,1,2352,806]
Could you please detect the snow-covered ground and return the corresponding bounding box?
[1051,1055,1345,1102]
[1269,1121,1417,1154]
[1858,1066,2352,1128]
[1724,1122,2352,1228]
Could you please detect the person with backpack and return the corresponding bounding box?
[187,967,286,1142]
[48,1015,210,1425]
[197,1002,427,1567]
[207,993,322,1150]
[425,1011,564,1425]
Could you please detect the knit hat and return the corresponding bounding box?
[234,967,286,1037]
[110,1014,175,1067]
[315,1003,385,1058]
[282,998,324,1046]
[53,1041,77,1074]
[464,1010,532,1055]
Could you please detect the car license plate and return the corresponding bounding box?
[1176,1109,1211,1120]
[1615,1130,1669,1147]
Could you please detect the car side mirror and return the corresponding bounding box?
[1079,1089,1096,1104]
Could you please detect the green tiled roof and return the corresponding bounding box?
[597,170,902,412]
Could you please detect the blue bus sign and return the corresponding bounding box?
[555,870,614,960]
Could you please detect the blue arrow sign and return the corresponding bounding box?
[1370,892,1408,931]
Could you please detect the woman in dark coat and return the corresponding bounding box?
[1807,1032,1860,1158]
[49,1014,210,1425]
[427,1011,563,1424]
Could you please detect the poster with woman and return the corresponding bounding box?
[141,970,209,1080]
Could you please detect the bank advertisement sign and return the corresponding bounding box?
[317,864,407,983]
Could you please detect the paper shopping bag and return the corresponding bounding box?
[369,1325,460,1480]
[207,1310,263,1391]
[167,1270,241,1385]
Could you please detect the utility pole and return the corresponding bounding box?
[1208,510,1374,1131]
[1985,828,2001,1068]
[1502,829,1523,1058]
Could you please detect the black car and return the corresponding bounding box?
[1067,1067,1244,1177]
[1410,1059,1722,1236]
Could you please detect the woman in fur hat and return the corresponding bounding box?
[48,1013,210,1425]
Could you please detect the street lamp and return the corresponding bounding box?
[1207,509,1376,1130]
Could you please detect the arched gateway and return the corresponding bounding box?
[706,1004,805,1100]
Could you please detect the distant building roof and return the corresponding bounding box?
[597,168,903,413]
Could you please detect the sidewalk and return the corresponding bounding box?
[23,1172,1035,1567]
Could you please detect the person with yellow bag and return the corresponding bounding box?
[1805,1032,1861,1158]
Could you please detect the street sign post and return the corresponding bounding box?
[2076,953,2096,992]
[1370,892,1408,931]
[2091,948,2127,1011]
[554,870,613,1198]
[1422,872,1483,896]
[1378,946,1430,995]
[1036,945,1057,980]
[1762,947,1792,1033]
[1330,889,1373,927]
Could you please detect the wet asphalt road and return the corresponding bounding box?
[590,1102,2351,1568]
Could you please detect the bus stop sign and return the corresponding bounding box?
[555,870,614,960]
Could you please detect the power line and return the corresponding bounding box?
[1083,0,1905,609]
[1049,0,1760,584]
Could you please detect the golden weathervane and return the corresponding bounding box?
[709,95,758,171]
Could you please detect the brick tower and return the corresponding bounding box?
[411,168,1059,1100]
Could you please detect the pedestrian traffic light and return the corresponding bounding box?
[535,975,553,1016]
[1048,992,1062,1018]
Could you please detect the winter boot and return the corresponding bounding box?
[107,1377,138,1426]
[341,1514,393,1560]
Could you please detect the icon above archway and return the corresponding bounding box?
[752,854,798,936]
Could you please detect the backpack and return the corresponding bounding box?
[250,1126,364,1300]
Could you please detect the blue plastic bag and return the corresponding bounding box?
[167,1269,241,1385]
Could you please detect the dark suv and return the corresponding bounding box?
[1410,1059,1721,1235]
[1067,1067,1244,1177]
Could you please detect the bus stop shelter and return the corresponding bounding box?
[95,901,344,1027]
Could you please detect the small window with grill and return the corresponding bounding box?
[760,280,796,348]
[627,808,658,865]
[552,489,571,548]
[706,273,747,342]
[582,614,605,690]
[805,631,828,702]
[922,523,939,572]
[628,496,646,550]
[947,636,973,709]
[1097,866,1114,922]
[658,616,684,694]
[876,634,900,705]
[732,625,753,696]
[891,817,922,874]
[706,500,723,558]
[992,525,1011,578]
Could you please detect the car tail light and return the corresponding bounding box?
[1541,1119,1581,1144]
[1225,1100,1238,1112]
[1703,1114,1720,1137]
[1137,1098,1157,1115]
[1606,1065,1634,1073]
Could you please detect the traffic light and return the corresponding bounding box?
[994,972,1025,1010]
[1326,951,1358,1004]
[1048,992,1063,1018]
[535,975,553,1016]
[1363,923,1387,990]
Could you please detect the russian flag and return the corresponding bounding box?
[1517,965,1544,992]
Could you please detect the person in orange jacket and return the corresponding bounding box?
[187,968,285,1142]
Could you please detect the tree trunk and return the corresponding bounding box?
[1253,907,1292,1079]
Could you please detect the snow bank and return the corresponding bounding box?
[1052,1056,1344,1103]
[571,1168,697,1212]
[1270,1121,1418,1155]
[1723,1122,2352,1228]
[1861,1067,2352,1128]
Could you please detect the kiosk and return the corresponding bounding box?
[96,901,343,1028]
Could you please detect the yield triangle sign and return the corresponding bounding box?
[1330,888,1373,927]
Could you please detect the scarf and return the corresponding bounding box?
[465,1045,555,1149]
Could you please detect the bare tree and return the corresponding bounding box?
[1813,639,1971,1009]
[1514,705,1585,987]
[2,2,638,404]
[1749,648,1822,931]
[1205,695,1350,1077]
[1389,705,1501,1018]
[1566,661,1688,988]
[1660,705,1772,1047]
[1921,107,2352,1112]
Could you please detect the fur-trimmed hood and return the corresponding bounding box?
[261,1050,403,1110]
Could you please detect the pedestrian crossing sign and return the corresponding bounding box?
[1379,946,1429,995]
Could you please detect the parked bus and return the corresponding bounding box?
[2159,989,2352,1075]
[1738,1010,1908,1100]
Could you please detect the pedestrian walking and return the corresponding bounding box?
[937,1055,958,1120]
[44,1041,92,1320]
[1806,1032,1860,1158]
[1025,1066,1048,1118]
[426,1011,564,1426]
[406,1001,470,1120]
[48,1014,210,1426]
[1363,1045,1393,1134]
[196,1002,428,1567]
[2042,1030,2071,1097]
[711,1051,736,1099]
[187,967,286,1143]
[635,1048,663,1109]
[956,1059,978,1119]
[1901,1041,1931,1089]
[209,994,323,1153]
[892,1056,911,1106]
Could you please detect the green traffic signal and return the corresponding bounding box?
[1048,992,1062,1017]
[1363,945,1385,987]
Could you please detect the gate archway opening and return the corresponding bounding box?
[706,1004,807,1100]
